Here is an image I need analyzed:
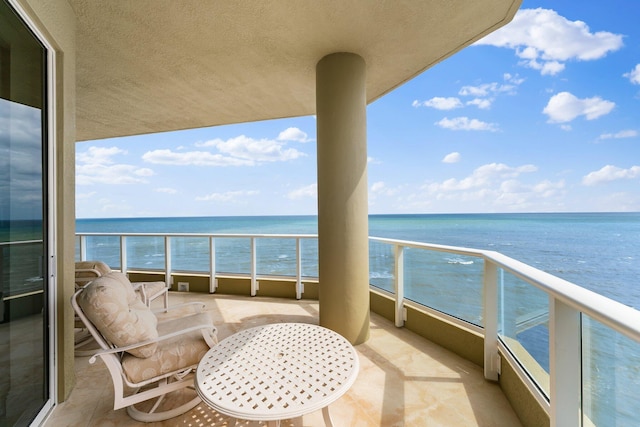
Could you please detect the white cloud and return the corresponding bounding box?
[76,146,155,185]
[155,187,177,194]
[466,98,492,109]
[442,152,461,163]
[475,8,623,75]
[370,182,385,192]
[494,179,566,207]
[195,135,306,163]
[623,64,640,85]
[435,117,499,132]
[408,163,564,211]
[414,74,522,115]
[425,163,537,192]
[598,130,638,140]
[286,184,317,199]
[277,127,311,142]
[582,165,640,186]
[77,164,155,185]
[503,73,525,85]
[458,82,516,97]
[195,190,259,202]
[457,75,523,109]
[370,182,401,198]
[413,97,463,110]
[76,146,127,165]
[542,92,615,123]
[367,156,382,164]
[143,149,253,166]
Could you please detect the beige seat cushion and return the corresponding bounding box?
[121,312,214,384]
[78,272,158,358]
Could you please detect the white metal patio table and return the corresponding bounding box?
[195,322,359,427]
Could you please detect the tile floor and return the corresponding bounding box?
[45,292,522,426]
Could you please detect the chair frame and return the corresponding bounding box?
[71,288,217,422]
[135,280,170,311]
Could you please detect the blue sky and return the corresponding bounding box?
[76,0,640,218]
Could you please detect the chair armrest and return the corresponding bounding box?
[88,322,216,364]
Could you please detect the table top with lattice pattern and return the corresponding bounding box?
[195,322,359,421]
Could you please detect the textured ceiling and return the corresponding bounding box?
[70,0,521,141]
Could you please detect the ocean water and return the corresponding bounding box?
[75,212,640,426]
[76,212,640,309]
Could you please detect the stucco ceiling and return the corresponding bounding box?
[70,1,521,142]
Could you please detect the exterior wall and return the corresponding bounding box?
[499,356,550,427]
[127,272,320,300]
[405,304,484,368]
[14,0,77,402]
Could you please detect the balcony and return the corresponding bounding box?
[48,232,640,426]
[47,291,522,426]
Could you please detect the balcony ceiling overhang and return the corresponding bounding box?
[70,0,521,142]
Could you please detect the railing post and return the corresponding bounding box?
[394,245,405,327]
[250,237,257,296]
[79,235,87,261]
[120,236,127,274]
[296,238,303,300]
[164,236,172,289]
[483,260,499,381]
[550,296,581,427]
[209,237,217,293]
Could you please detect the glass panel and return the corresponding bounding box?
[126,236,164,270]
[171,237,209,272]
[498,270,550,396]
[369,240,394,292]
[256,238,296,276]
[0,0,48,423]
[300,237,318,278]
[83,235,120,269]
[404,248,483,326]
[74,235,80,261]
[582,315,640,426]
[216,237,251,274]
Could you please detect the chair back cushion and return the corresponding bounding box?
[77,271,158,358]
[75,260,111,278]
[75,260,112,288]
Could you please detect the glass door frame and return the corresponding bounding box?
[5,0,58,423]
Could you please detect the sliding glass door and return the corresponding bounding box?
[0,0,51,424]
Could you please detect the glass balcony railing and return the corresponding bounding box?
[76,231,640,426]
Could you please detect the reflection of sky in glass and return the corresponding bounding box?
[0,97,43,220]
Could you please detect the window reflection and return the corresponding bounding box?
[0,0,49,424]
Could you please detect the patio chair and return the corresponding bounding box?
[75,260,170,310]
[71,271,218,422]
[74,261,170,357]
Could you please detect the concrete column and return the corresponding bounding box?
[316,52,370,345]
